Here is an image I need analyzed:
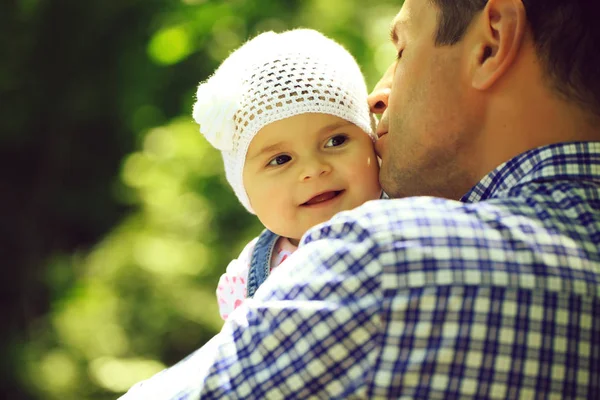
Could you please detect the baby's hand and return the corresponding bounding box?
[217,273,248,320]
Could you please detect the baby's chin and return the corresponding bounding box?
[268,221,328,246]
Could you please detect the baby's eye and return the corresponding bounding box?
[267,154,292,166]
[325,134,348,148]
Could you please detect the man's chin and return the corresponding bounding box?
[379,166,420,199]
[379,169,399,199]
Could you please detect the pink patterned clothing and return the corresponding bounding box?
[216,236,297,320]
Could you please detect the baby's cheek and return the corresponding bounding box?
[360,163,383,201]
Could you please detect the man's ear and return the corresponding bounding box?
[470,0,526,90]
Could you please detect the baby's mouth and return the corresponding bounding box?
[302,190,344,206]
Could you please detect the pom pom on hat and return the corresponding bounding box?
[193,32,279,152]
[193,79,240,152]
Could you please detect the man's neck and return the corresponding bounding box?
[474,79,600,184]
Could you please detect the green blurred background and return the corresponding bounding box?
[2,0,399,398]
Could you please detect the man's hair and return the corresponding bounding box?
[430,0,600,117]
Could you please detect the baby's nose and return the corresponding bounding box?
[301,159,332,181]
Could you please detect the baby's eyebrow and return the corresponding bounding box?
[319,121,351,135]
[247,121,352,161]
[248,142,285,161]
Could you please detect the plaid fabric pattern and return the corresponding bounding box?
[121,142,600,399]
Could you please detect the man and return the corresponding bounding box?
[122,0,600,398]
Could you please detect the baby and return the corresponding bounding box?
[192,29,382,320]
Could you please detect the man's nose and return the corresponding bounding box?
[367,62,395,114]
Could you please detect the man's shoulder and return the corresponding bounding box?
[302,196,496,254]
[304,196,598,296]
[313,194,588,249]
[318,197,496,238]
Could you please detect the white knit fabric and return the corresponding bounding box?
[193,29,375,213]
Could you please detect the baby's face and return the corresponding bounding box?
[243,113,381,244]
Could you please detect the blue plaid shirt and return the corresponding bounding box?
[121,142,600,399]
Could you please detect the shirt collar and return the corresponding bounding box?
[461,141,600,203]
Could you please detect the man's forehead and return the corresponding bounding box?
[390,1,433,43]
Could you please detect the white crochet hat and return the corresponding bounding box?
[193,29,375,213]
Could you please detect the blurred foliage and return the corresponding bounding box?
[2,0,400,398]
